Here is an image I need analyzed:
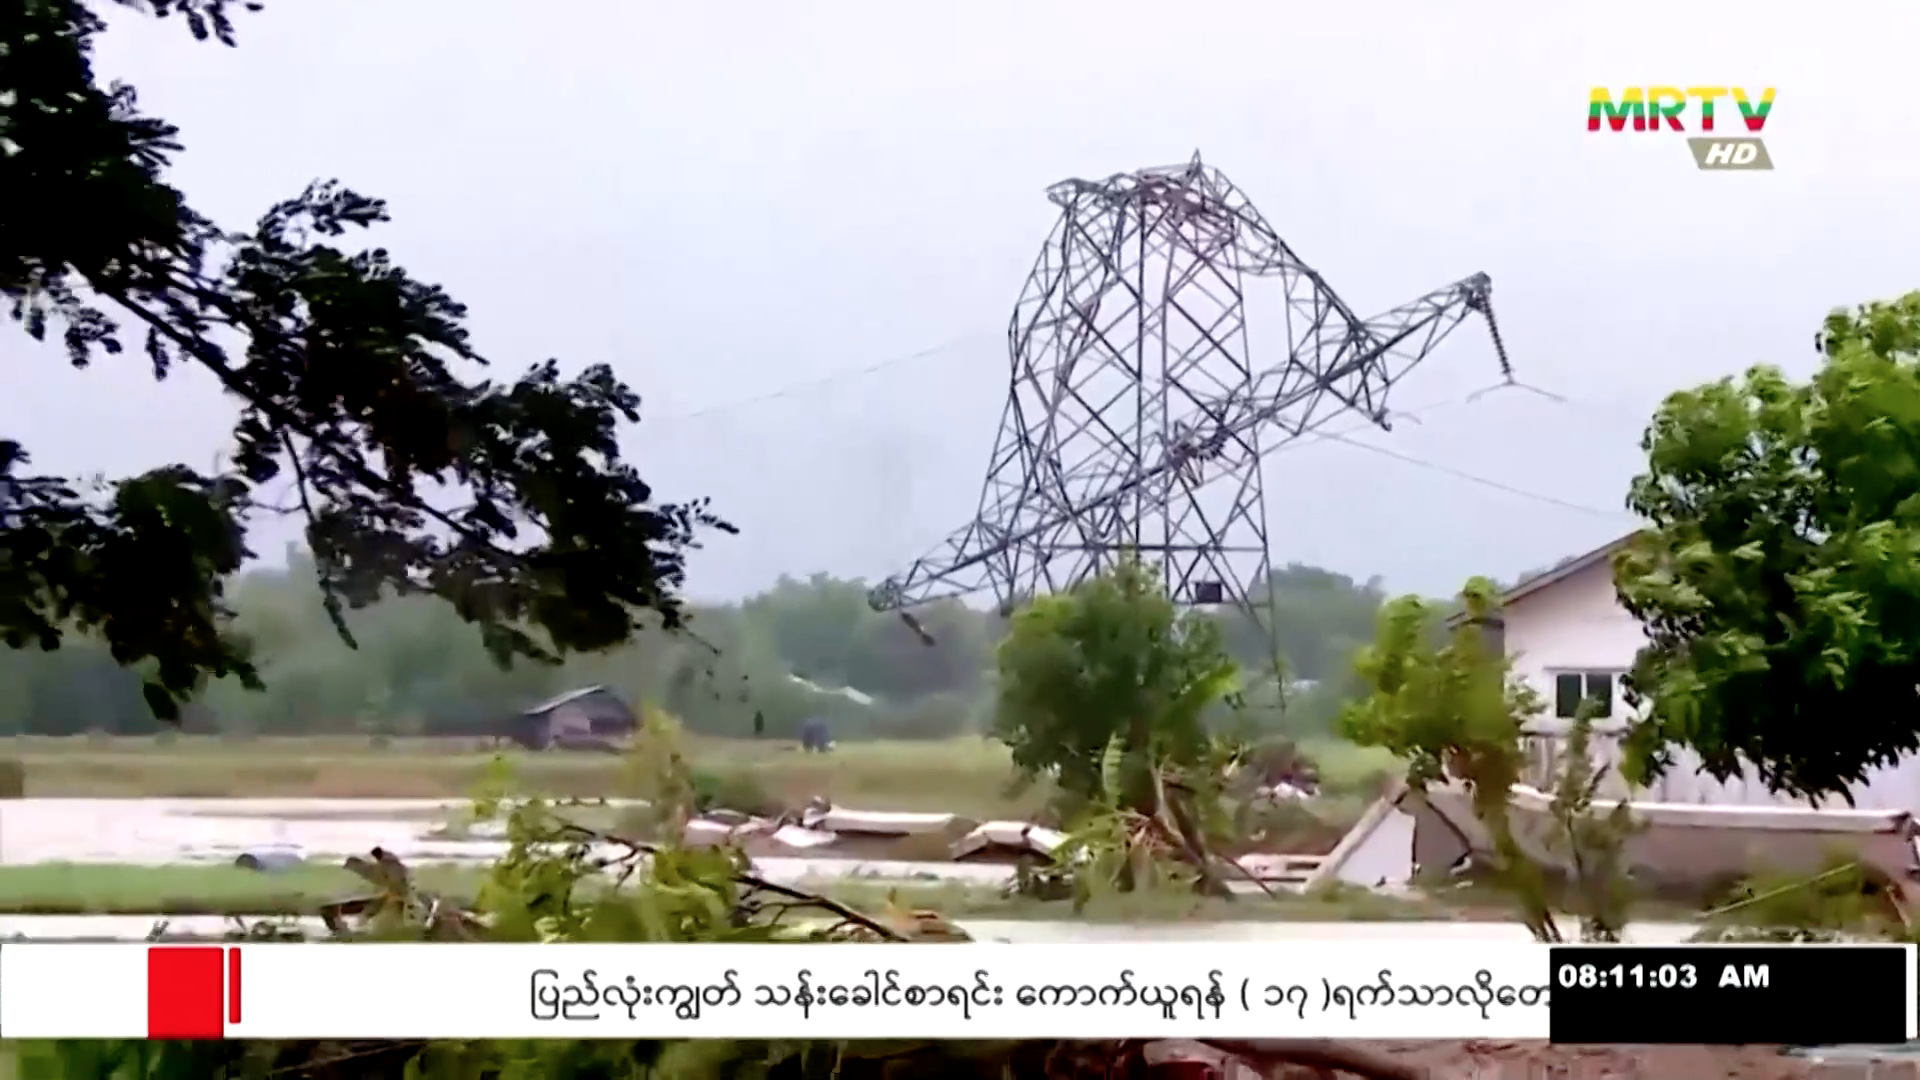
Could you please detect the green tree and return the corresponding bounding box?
[845,598,991,701]
[1341,579,1534,814]
[1614,292,1920,801]
[1341,579,1631,942]
[992,560,1237,814]
[2,0,729,720]
[740,573,871,682]
[1264,563,1388,683]
[0,639,156,736]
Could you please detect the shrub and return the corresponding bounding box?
[1691,858,1898,941]
[0,758,24,798]
[689,767,780,816]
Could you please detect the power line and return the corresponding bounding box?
[648,330,999,425]
[1322,430,1630,519]
[873,387,1636,566]
[1272,387,1635,519]
[644,325,1637,522]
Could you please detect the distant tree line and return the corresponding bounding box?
[0,549,1401,743]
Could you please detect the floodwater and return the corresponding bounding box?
[1,797,571,867]
[0,797,1018,883]
[11,800,1909,1059]
[0,913,1703,943]
[0,797,1707,943]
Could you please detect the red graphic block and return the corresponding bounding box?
[147,946,225,1038]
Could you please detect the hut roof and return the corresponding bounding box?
[524,685,614,715]
[517,686,637,737]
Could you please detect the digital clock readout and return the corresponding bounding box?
[1547,944,1911,1044]
[1555,961,1698,991]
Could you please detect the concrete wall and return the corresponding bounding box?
[1503,556,1920,811]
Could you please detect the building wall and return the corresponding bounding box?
[1501,556,1920,810]
[548,703,595,741]
[1502,558,1647,735]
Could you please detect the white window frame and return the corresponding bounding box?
[1548,669,1622,720]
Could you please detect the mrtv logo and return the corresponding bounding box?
[1587,86,1775,171]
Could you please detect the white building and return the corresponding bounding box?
[1495,533,1920,810]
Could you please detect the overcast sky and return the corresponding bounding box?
[10,2,1919,600]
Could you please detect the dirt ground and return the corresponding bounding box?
[1152,1040,1912,1080]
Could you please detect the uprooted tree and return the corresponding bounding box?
[1341,579,1631,942]
[992,559,1251,901]
[1614,291,1920,803]
[3,0,731,721]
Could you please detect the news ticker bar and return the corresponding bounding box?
[0,941,1909,1042]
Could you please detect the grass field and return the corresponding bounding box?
[0,863,1462,923]
[0,735,1402,818]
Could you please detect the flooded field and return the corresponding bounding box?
[2,797,510,865]
[0,796,1019,884]
[0,797,1719,944]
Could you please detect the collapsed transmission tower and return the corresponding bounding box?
[868,153,1512,647]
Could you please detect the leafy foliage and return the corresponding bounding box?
[1044,732,1260,907]
[1342,580,1631,942]
[992,560,1239,815]
[1340,579,1533,816]
[1691,859,1896,944]
[1614,292,1920,801]
[3,0,730,721]
[989,561,1264,903]
[1535,712,1634,942]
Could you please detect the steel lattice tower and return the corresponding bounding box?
[868,153,1512,648]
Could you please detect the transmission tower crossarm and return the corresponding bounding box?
[868,273,1507,614]
[1245,271,1507,434]
[865,519,1010,613]
[867,155,1516,625]
[1359,271,1508,376]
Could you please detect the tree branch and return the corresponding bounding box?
[552,821,909,942]
[96,283,535,579]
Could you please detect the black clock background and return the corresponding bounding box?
[1547,945,1910,1044]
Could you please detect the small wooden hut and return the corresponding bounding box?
[509,686,637,751]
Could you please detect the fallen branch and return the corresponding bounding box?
[553,820,909,941]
